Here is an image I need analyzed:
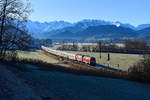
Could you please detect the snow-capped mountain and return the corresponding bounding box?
[26,20,72,35]
[25,19,150,39]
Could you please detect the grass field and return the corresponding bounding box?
[17,50,143,71]
[17,50,59,64]
[17,50,72,68]
[66,51,143,71]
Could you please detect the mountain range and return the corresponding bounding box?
[26,19,150,41]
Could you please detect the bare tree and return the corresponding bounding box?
[0,0,32,58]
[72,42,78,51]
[125,39,148,52]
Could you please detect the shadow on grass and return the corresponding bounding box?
[96,64,123,72]
[0,57,128,79]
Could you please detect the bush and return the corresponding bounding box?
[0,51,18,62]
[128,54,150,83]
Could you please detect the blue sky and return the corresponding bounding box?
[29,0,150,26]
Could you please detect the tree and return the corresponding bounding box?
[128,54,150,83]
[72,42,78,51]
[0,0,32,58]
[138,40,147,50]
[125,39,148,52]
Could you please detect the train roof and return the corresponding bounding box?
[42,46,95,58]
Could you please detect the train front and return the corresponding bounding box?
[90,57,96,66]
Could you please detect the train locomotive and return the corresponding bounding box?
[41,46,96,66]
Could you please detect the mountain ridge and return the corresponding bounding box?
[51,25,138,40]
[25,19,150,40]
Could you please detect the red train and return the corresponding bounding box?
[41,46,96,66]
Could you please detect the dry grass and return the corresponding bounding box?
[15,50,127,78]
[17,50,143,71]
[3,50,150,84]
[17,50,59,64]
[0,51,127,79]
[66,51,143,71]
[17,50,72,68]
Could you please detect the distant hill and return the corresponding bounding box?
[136,24,150,30]
[50,25,150,41]
[26,19,137,38]
[136,27,150,40]
[52,25,138,40]
[25,19,150,41]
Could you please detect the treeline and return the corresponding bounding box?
[57,43,79,51]
[57,39,150,54]
[31,38,52,49]
[124,39,148,52]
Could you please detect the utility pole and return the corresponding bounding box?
[107,42,110,61]
[107,52,110,61]
[98,40,102,59]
